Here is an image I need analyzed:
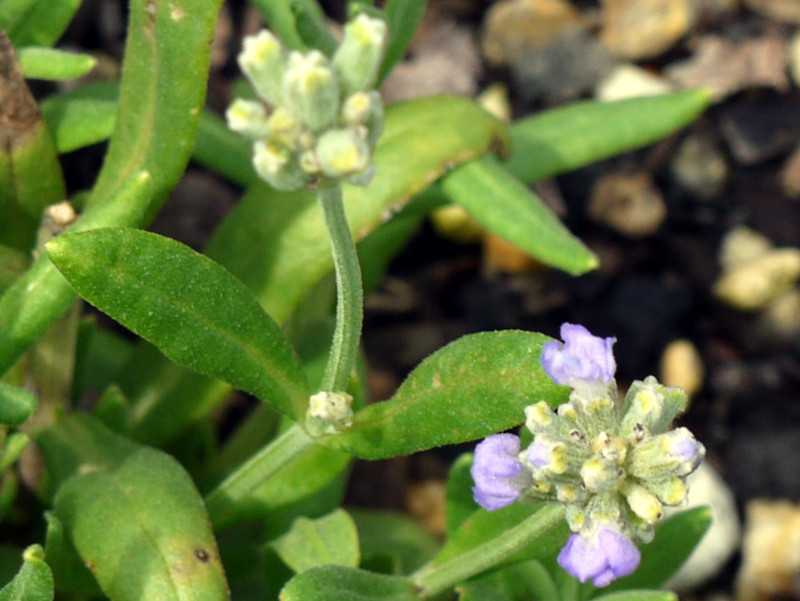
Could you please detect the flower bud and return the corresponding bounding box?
[340,91,385,148]
[308,391,354,431]
[332,13,388,95]
[645,477,688,506]
[627,427,705,481]
[620,376,688,438]
[225,99,270,139]
[266,106,302,148]
[471,434,532,510]
[282,50,340,131]
[623,483,663,523]
[252,140,309,191]
[315,128,371,178]
[239,30,287,105]
[581,457,623,493]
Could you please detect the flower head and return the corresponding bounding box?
[541,323,616,387]
[471,323,705,587]
[471,434,531,510]
[558,528,641,587]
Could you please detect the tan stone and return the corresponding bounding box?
[588,172,667,238]
[736,499,800,601]
[600,0,698,60]
[713,248,800,311]
[660,339,704,399]
[481,0,584,66]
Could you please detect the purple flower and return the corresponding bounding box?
[541,323,616,386]
[557,528,641,587]
[471,434,530,510]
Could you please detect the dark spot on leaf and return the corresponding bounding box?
[194,548,210,562]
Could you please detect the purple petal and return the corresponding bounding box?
[597,529,641,582]
[557,529,641,587]
[471,434,529,511]
[527,441,552,469]
[541,323,616,386]
[557,534,607,583]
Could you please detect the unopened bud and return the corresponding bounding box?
[627,428,705,481]
[333,13,388,95]
[226,99,270,139]
[266,106,302,148]
[308,391,354,430]
[252,140,308,191]
[620,376,687,438]
[282,50,340,131]
[239,30,287,105]
[623,483,663,523]
[315,128,370,178]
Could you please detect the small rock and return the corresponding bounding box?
[600,0,698,60]
[664,463,741,592]
[788,31,800,87]
[430,205,485,245]
[483,232,540,275]
[595,64,674,101]
[588,172,667,238]
[513,27,617,104]
[666,35,789,101]
[481,0,584,66]
[660,339,705,398]
[779,142,800,197]
[478,82,512,124]
[381,19,481,102]
[736,499,800,601]
[713,247,800,311]
[670,131,729,200]
[405,480,447,537]
[718,95,800,165]
[744,0,800,23]
[719,225,774,270]
[753,288,800,347]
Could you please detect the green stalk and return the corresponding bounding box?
[204,423,314,530]
[412,503,566,597]
[318,184,363,393]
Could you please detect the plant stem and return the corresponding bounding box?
[318,184,363,393]
[412,503,566,598]
[204,423,314,530]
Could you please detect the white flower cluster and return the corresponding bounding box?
[227,14,387,190]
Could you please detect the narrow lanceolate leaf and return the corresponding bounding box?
[323,331,568,459]
[39,414,228,601]
[440,155,597,275]
[0,171,151,377]
[0,545,53,601]
[592,591,677,601]
[46,228,310,419]
[85,0,224,223]
[40,82,118,154]
[0,382,37,426]
[0,29,65,251]
[270,509,360,573]
[280,566,417,601]
[0,0,81,47]
[379,0,426,82]
[17,47,96,81]
[504,89,712,184]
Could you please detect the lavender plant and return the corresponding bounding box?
[0,0,714,600]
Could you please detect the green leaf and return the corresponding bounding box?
[271,509,359,573]
[294,4,338,57]
[17,47,96,80]
[457,581,512,601]
[0,545,53,601]
[504,90,712,184]
[46,228,310,420]
[323,330,568,459]
[193,110,256,188]
[85,0,224,224]
[0,30,66,250]
[0,171,150,377]
[352,510,439,575]
[39,414,229,601]
[441,155,597,275]
[0,433,29,473]
[592,591,676,601]
[445,453,479,536]
[425,503,568,578]
[0,245,29,294]
[380,0,426,82]
[206,94,507,326]
[250,0,326,51]
[0,0,81,47]
[0,382,36,426]
[43,512,100,596]
[601,507,711,593]
[280,565,418,601]
[40,82,118,154]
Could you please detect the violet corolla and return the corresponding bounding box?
[471,323,705,586]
